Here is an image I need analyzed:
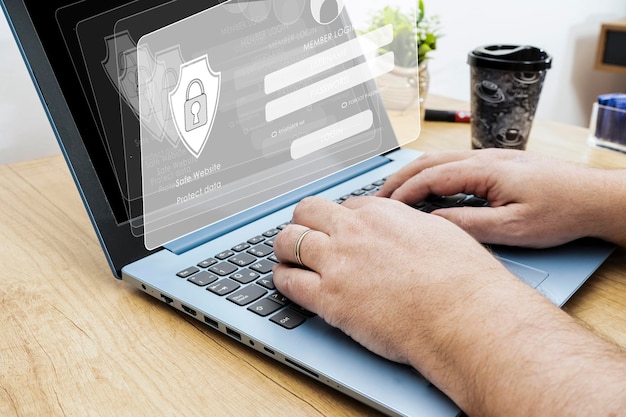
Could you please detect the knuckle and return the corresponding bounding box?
[292,197,318,222]
[274,225,298,256]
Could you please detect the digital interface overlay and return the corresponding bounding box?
[126,0,421,249]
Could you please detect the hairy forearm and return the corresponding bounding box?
[411,271,626,417]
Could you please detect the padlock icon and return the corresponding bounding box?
[184,78,208,132]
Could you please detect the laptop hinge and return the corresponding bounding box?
[164,155,391,255]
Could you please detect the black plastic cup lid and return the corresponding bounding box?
[468,45,552,71]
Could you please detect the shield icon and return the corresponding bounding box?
[169,55,221,158]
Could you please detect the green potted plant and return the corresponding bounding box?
[416,0,441,65]
[366,0,441,113]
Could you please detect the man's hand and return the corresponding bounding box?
[273,195,510,366]
[272,194,626,417]
[377,149,626,248]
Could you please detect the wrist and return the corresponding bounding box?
[404,262,520,391]
[587,169,626,247]
[406,269,584,416]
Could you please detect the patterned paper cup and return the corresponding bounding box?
[468,45,552,150]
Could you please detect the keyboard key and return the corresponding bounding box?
[263,229,280,237]
[207,279,240,296]
[177,267,199,278]
[227,285,268,306]
[463,195,490,207]
[268,292,290,306]
[232,242,251,252]
[270,309,307,329]
[230,269,260,284]
[247,236,265,245]
[362,184,377,192]
[426,194,468,208]
[248,298,283,317]
[250,259,276,275]
[197,258,218,268]
[215,250,235,260]
[229,253,256,267]
[256,274,275,290]
[414,193,490,213]
[209,262,239,276]
[414,202,436,213]
[188,271,219,287]
[247,244,273,257]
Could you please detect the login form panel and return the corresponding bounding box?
[134,0,420,249]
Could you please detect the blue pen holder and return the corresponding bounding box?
[588,101,626,153]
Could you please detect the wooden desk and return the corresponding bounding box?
[1,96,625,416]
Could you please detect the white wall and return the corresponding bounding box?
[0,12,58,165]
[426,0,626,127]
[1,2,625,164]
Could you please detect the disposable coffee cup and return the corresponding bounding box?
[467,45,552,149]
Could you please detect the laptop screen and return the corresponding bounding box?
[22,0,421,250]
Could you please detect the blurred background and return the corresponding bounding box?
[426,0,625,128]
[0,0,625,164]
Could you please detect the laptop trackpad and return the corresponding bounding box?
[498,257,549,289]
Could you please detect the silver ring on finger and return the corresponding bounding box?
[294,229,313,267]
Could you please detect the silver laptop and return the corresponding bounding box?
[1,0,614,415]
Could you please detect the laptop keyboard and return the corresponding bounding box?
[175,177,488,330]
[176,220,312,330]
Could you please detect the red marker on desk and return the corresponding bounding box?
[425,109,471,123]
